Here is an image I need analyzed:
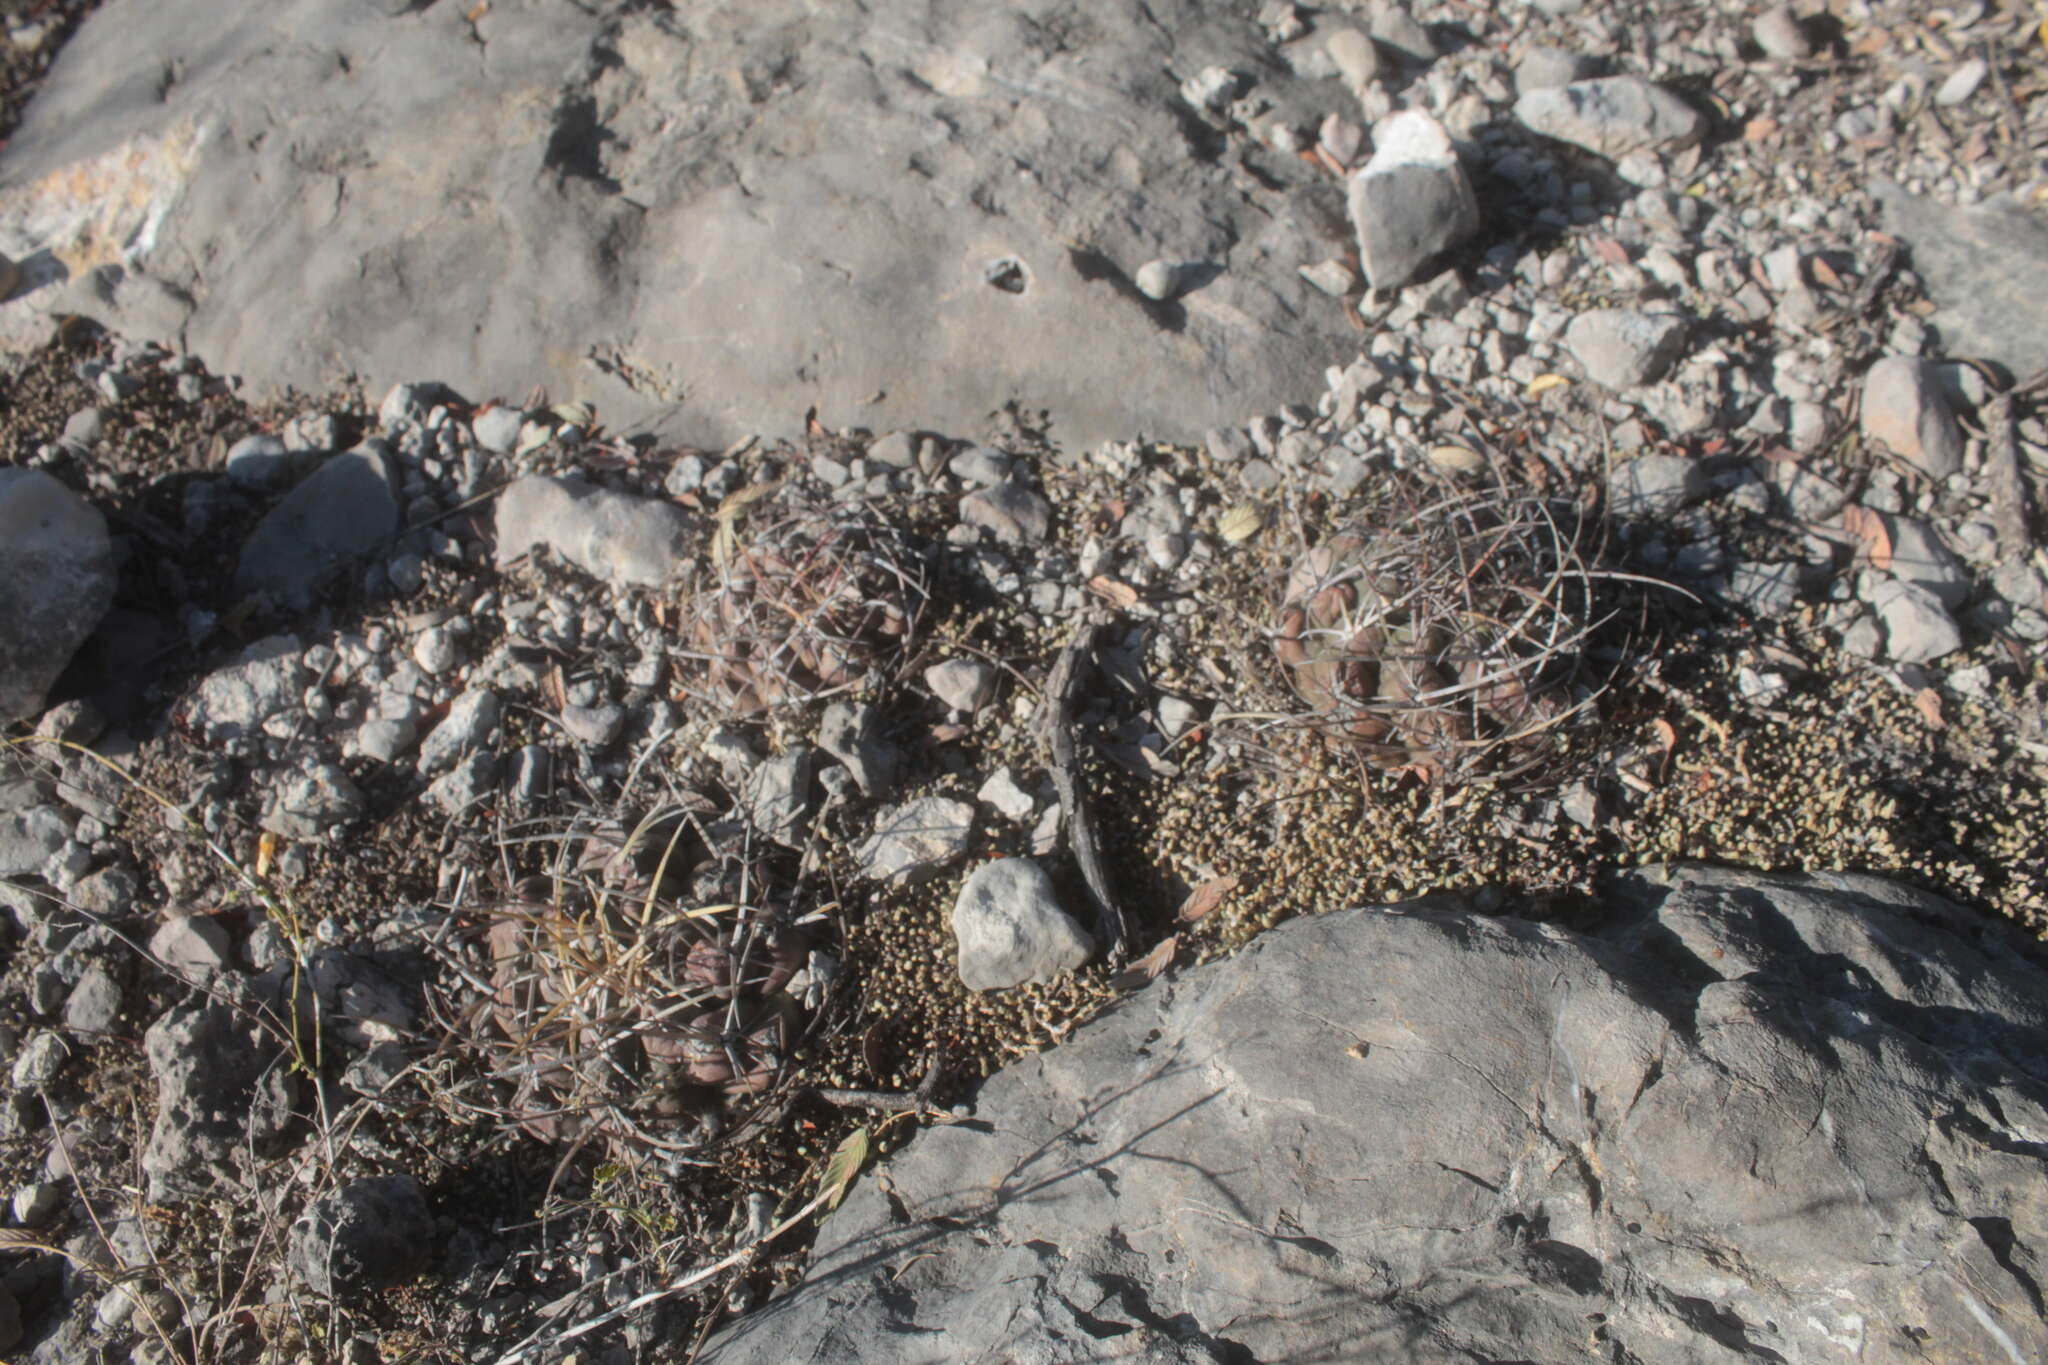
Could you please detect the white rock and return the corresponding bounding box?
[1133,259,1186,301]
[150,914,231,981]
[1751,6,1813,61]
[858,797,975,885]
[1608,454,1708,519]
[952,857,1093,992]
[1565,310,1689,389]
[977,767,1038,820]
[1345,110,1480,291]
[1878,516,1970,609]
[1936,59,1988,108]
[1515,76,1707,160]
[926,659,998,713]
[1323,28,1381,93]
[1868,578,1963,663]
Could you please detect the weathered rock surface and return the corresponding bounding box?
[706,865,2048,1364]
[1873,180,2048,383]
[857,796,974,885]
[951,856,1092,991]
[1345,110,1479,291]
[1515,75,1707,159]
[1565,308,1688,388]
[143,999,297,1203]
[287,1174,435,1297]
[234,445,400,608]
[0,469,114,723]
[0,0,1366,450]
[494,476,697,588]
[1861,354,1965,480]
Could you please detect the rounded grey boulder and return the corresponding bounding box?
[288,1175,435,1297]
[952,856,1092,991]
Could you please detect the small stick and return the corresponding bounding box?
[1041,622,1129,964]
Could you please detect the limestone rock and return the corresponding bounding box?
[857,797,974,885]
[288,1175,435,1297]
[1860,355,1965,480]
[1345,110,1479,290]
[0,470,114,723]
[705,866,2048,1364]
[143,1000,297,1202]
[952,857,1092,991]
[0,0,1368,452]
[1867,577,1963,663]
[494,476,698,588]
[1565,309,1689,388]
[235,446,400,608]
[1515,76,1707,159]
[1607,453,1707,519]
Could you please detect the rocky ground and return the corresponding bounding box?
[1,1,2047,1363]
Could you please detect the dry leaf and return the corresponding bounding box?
[1848,30,1890,55]
[929,723,970,743]
[256,832,279,878]
[1218,504,1265,543]
[1589,236,1630,265]
[1177,875,1241,923]
[1914,688,1946,731]
[1744,117,1780,142]
[1087,576,1140,608]
[1842,505,1893,571]
[466,0,489,20]
[1426,444,1485,475]
[1112,935,1180,991]
[1809,257,1845,291]
[818,1126,871,1212]
[1649,718,1678,754]
[549,401,594,427]
[1526,374,1570,397]
[542,662,568,712]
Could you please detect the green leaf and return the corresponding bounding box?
[593,1163,623,1184]
[818,1126,872,1213]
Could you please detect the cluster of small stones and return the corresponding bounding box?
[0,0,2044,1360]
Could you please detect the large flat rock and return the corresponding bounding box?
[1873,180,2048,382]
[0,0,1363,450]
[706,865,2048,1363]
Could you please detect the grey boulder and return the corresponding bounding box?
[143,1000,298,1202]
[952,856,1092,991]
[234,446,399,608]
[494,476,698,588]
[0,0,1366,452]
[1873,180,2048,383]
[1515,76,1707,159]
[288,1175,435,1297]
[0,470,114,723]
[705,865,2048,1364]
[1345,110,1479,291]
